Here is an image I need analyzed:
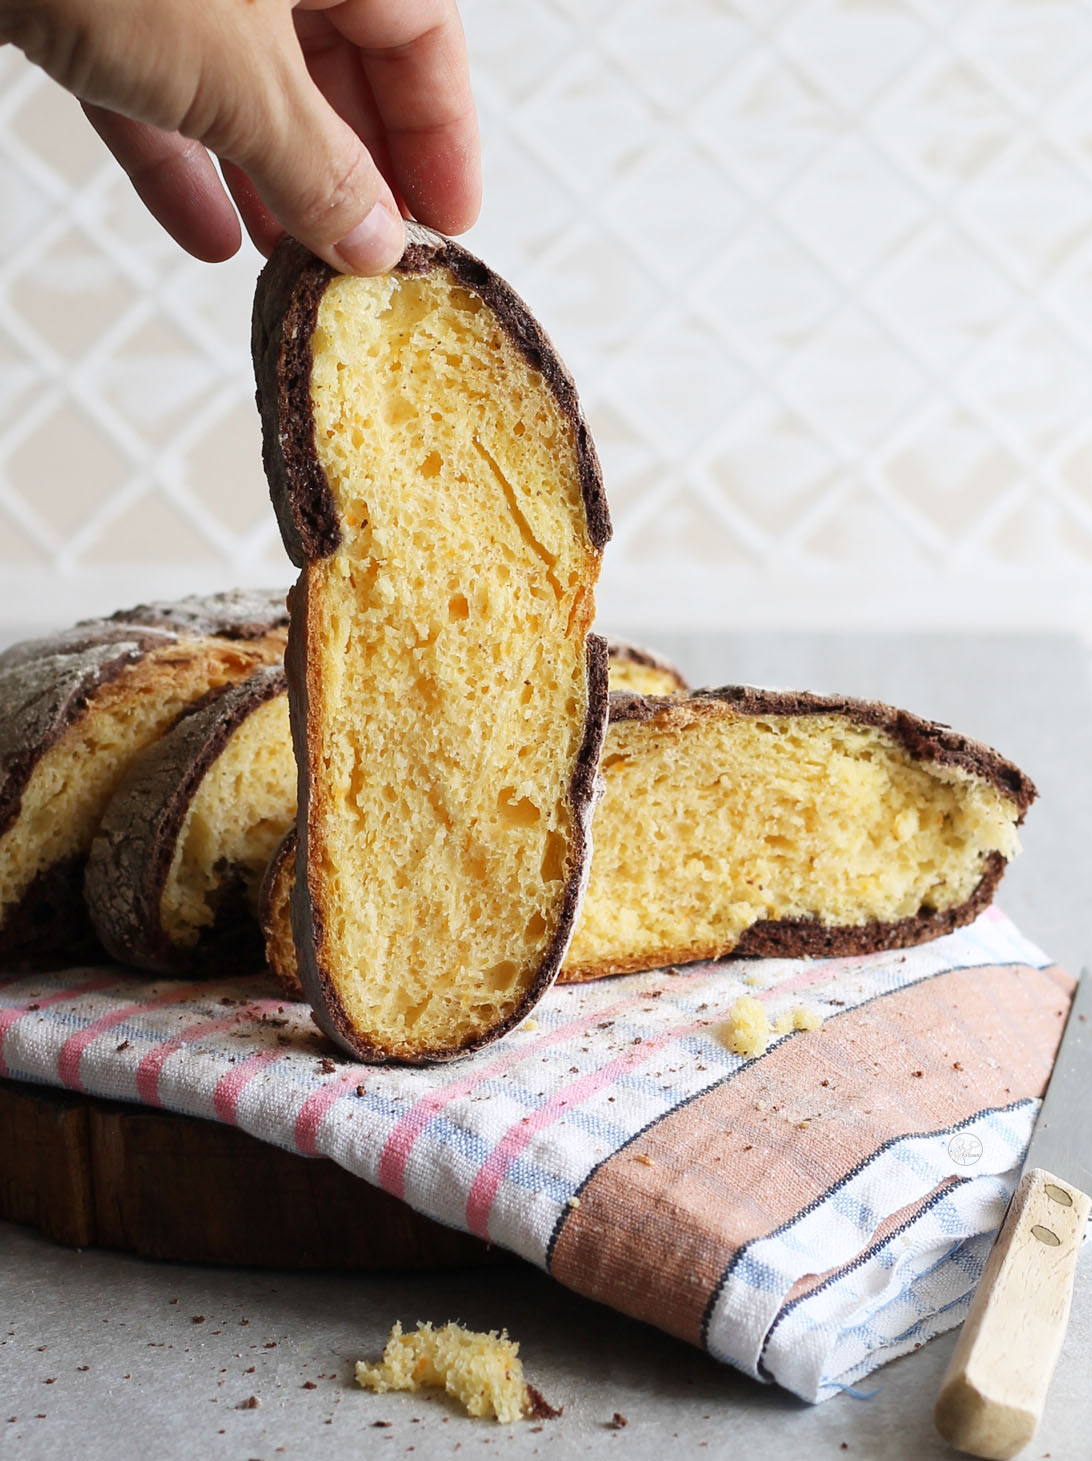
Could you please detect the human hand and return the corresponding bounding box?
[0,0,481,273]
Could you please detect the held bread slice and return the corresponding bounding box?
[85,665,293,974]
[262,685,1033,991]
[252,230,611,1062]
[0,591,288,964]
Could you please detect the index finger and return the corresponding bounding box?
[302,0,481,235]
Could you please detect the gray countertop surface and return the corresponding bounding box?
[4,631,1090,1461]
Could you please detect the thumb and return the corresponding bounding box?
[208,37,405,274]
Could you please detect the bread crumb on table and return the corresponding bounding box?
[356,1321,558,1424]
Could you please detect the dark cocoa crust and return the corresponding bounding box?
[605,637,689,692]
[251,229,612,566]
[85,665,288,975]
[523,1384,562,1421]
[0,589,288,675]
[607,685,1037,812]
[252,242,340,566]
[0,857,99,967]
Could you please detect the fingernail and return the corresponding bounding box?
[333,201,405,274]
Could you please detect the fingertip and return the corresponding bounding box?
[330,198,406,275]
[389,130,483,238]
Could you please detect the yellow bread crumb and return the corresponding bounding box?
[722,999,824,1059]
[773,1006,825,1035]
[356,1321,545,1423]
[721,995,771,1057]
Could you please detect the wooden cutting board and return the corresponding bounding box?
[0,1078,507,1270]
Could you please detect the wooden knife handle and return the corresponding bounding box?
[934,1168,1090,1459]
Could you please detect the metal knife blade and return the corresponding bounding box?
[1019,962,1092,1196]
[934,966,1092,1460]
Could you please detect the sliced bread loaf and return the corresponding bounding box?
[85,665,293,973]
[262,685,1033,989]
[253,231,611,1062]
[0,591,287,964]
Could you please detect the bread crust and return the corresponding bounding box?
[258,825,297,995]
[254,235,610,1061]
[85,665,288,974]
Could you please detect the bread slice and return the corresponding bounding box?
[252,230,611,1062]
[262,684,1033,990]
[564,687,1035,979]
[604,638,688,696]
[85,665,293,974]
[0,591,287,964]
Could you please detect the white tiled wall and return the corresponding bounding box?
[4,0,1092,639]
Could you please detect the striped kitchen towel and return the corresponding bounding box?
[0,905,1071,1403]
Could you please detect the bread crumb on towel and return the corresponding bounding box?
[721,997,824,1058]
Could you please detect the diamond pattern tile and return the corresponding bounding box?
[693,54,841,198]
[96,317,224,449]
[780,0,931,112]
[705,403,841,540]
[4,401,129,540]
[79,491,220,566]
[180,406,273,539]
[8,226,136,359]
[599,0,752,112]
[4,1,1092,633]
[880,406,1022,544]
[869,229,1015,371]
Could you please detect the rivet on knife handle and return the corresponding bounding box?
[933,1167,1090,1459]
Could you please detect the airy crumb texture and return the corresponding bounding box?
[356,1321,545,1424]
[292,258,604,1059]
[565,695,1028,979]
